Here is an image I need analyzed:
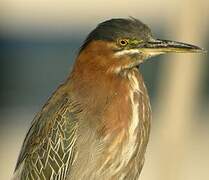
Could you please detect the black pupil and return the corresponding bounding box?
[120,40,126,45]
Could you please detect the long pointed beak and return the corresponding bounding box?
[140,39,206,55]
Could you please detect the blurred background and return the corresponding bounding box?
[0,0,208,179]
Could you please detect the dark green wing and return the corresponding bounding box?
[14,95,80,180]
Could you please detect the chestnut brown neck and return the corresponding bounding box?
[66,41,144,135]
[68,40,131,103]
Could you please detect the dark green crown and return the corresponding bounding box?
[80,17,152,52]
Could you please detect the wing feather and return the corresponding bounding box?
[13,95,80,180]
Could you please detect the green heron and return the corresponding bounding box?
[13,18,204,180]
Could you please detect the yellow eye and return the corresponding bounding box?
[118,39,129,46]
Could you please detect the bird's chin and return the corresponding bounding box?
[110,54,150,73]
[130,53,152,66]
[131,52,162,66]
[120,59,143,72]
[122,53,155,70]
